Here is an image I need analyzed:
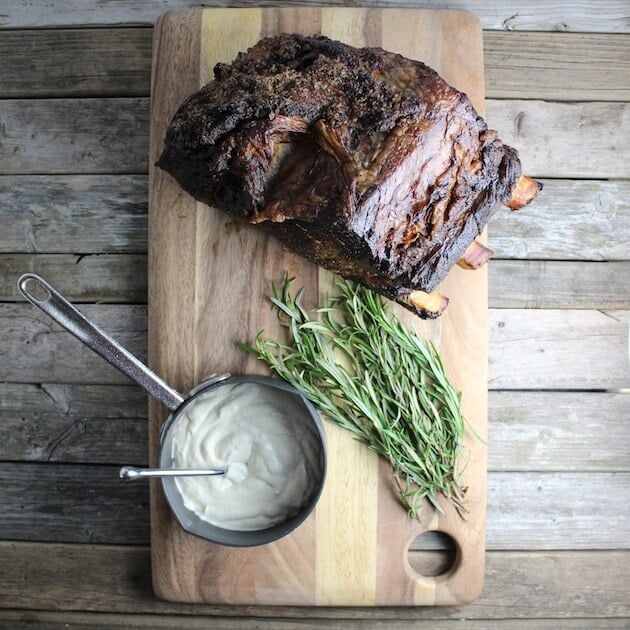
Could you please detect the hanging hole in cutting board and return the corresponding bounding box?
[408,531,457,578]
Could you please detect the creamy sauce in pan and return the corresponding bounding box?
[171,382,322,531]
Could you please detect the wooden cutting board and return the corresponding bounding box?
[148,7,487,606]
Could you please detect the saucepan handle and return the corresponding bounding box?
[17,273,185,412]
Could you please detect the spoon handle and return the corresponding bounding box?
[119,466,225,481]
[17,273,185,412]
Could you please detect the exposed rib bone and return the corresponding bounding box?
[457,240,493,270]
[407,290,449,319]
[506,175,543,210]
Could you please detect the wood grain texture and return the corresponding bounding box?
[0,383,145,420]
[0,99,149,175]
[489,309,630,390]
[3,176,627,261]
[0,463,149,544]
[0,383,147,465]
[0,304,147,384]
[488,260,630,309]
[487,472,630,549]
[3,1,629,32]
[488,179,630,261]
[0,611,628,630]
[0,29,152,98]
[488,392,630,472]
[1,466,627,549]
[0,415,146,465]
[4,255,627,309]
[0,542,628,619]
[0,254,146,303]
[5,304,629,388]
[483,32,630,101]
[3,28,629,102]
[3,385,628,472]
[0,175,148,254]
[146,6,202,608]
[147,6,486,607]
[2,99,626,178]
[485,100,630,179]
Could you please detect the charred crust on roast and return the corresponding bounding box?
[158,34,529,317]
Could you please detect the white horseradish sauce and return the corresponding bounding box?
[171,382,322,531]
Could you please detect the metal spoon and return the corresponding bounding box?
[16,274,226,482]
[17,272,183,410]
[17,273,327,547]
[120,466,225,481]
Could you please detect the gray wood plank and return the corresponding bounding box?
[488,179,630,262]
[2,29,628,102]
[1,99,626,178]
[0,304,147,384]
[0,175,148,254]
[0,463,149,545]
[0,99,149,175]
[0,28,152,98]
[4,256,627,309]
[0,464,626,549]
[483,32,630,101]
[0,415,146,465]
[489,392,630,472]
[486,100,630,179]
[486,473,630,550]
[2,1,628,32]
[488,309,630,390]
[3,177,627,262]
[3,385,627,471]
[0,384,147,465]
[0,610,627,630]
[3,304,629,389]
[488,260,630,309]
[0,254,147,303]
[0,542,627,618]
[0,383,146,419]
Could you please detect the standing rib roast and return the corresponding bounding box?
[157,34,541,317]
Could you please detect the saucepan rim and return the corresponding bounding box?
[15,273,326,548]
[158,373,328,547]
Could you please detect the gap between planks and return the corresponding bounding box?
[0,464,628,550]
[2,385,627,472]
[0,542,627,619]
[2,176,628,261]
[0,610,628,629]
[0,99,628,178]
[2,1,629,32]
[2,304,628,390]
[2,255,628,310]
[1,29,628,101]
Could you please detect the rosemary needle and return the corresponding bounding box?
[239,277,469,520]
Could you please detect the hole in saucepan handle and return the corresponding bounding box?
[18,273,52,304]
[407,530,458,578]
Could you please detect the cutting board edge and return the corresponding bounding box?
[148,6,488,607]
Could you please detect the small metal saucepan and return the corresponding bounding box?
[18,273,327,547]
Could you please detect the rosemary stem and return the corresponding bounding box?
[240,277,469,520]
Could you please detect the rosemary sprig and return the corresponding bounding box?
[239,277,469,519]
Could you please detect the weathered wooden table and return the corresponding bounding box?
[1,2,628,627]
